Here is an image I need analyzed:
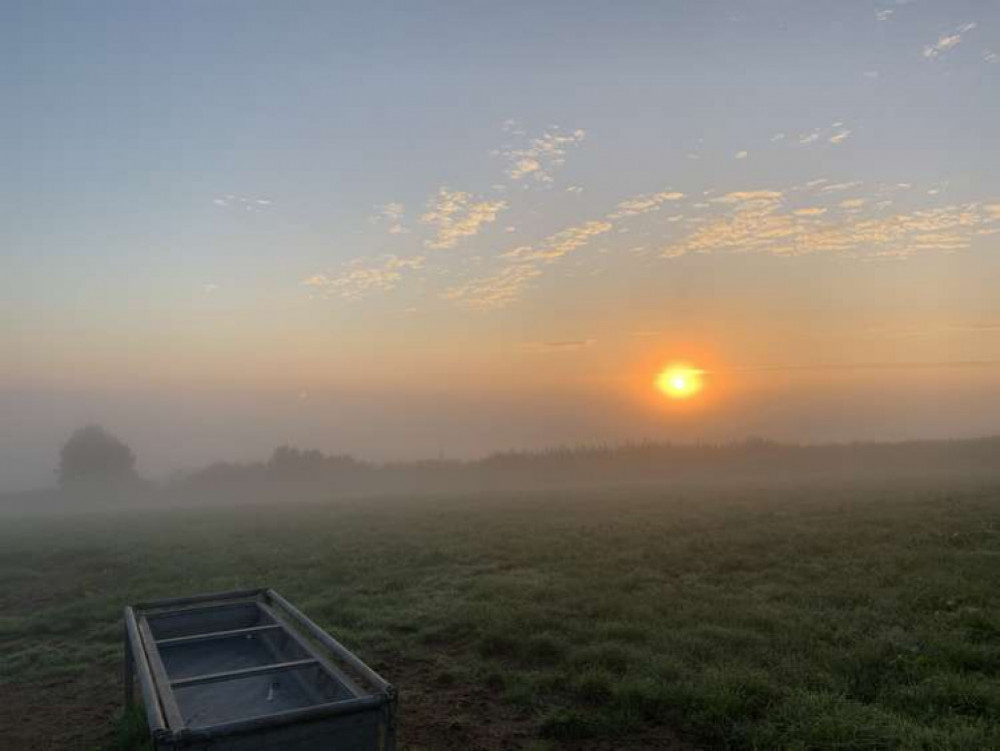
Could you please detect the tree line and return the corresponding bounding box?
[48,424,1000,508]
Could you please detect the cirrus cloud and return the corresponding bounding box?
[923,23,977,59]
[497,125,586,184]
[421,189,507,250]
[445,220,614,310]
[607,191,685,219]
[302,255,424,299]
[660,191,998,260]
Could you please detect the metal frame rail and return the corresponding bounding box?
[124,588,397,750]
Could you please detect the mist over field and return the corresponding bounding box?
[3,475,1000,750]
[4,1,1000,750]
[2,426,998,749]
[5,376,1000,496]
[3,425,1000,517]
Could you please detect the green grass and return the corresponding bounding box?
[1,478,999,749]
[103,706,152,751]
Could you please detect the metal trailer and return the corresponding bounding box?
[124,588,397,751]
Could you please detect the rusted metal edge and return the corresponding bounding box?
[264,589,394,695]
[257,600,367,699]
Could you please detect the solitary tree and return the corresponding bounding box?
[57,424,138,489]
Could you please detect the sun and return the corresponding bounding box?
[656,364,705,399]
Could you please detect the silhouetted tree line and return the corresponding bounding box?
[162,435,1000,505]
[4,428,998,513]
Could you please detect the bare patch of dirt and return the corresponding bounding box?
[388,658,699,751]
[0,671,118,751]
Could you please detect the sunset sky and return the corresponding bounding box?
[3,1,1000,490]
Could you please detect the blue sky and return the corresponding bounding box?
[2,1,999,490]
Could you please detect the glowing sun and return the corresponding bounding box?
[656,364,705,399]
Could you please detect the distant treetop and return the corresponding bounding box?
[57,424,138,489]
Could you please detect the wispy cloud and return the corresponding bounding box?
[875,9,894,22]
[442,263,542,310]
[302,255,424,299]
[660,191,998,260]
[445,220,614,310]
[868,323,1000,339]
[503,221,613,262]
[790,123,853,147]
[520,339,596,352]
[820,181,863,193]
[421,189,506,250]
[947,323,1000,333]
[923,23,976,59]
[305,118,998,313]
[714,190,784,203]
[212,194,272,211]
[497,125,586,184]
[607,191,685,219]
[500,118,526,136]
[371,202,409,235]
[722,359,1000,374]
[735,150,749,160]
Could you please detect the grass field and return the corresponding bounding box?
[1,478,999,750]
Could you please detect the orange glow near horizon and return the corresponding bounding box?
[656,364,706,399]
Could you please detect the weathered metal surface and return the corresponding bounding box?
[124,589,396,750]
